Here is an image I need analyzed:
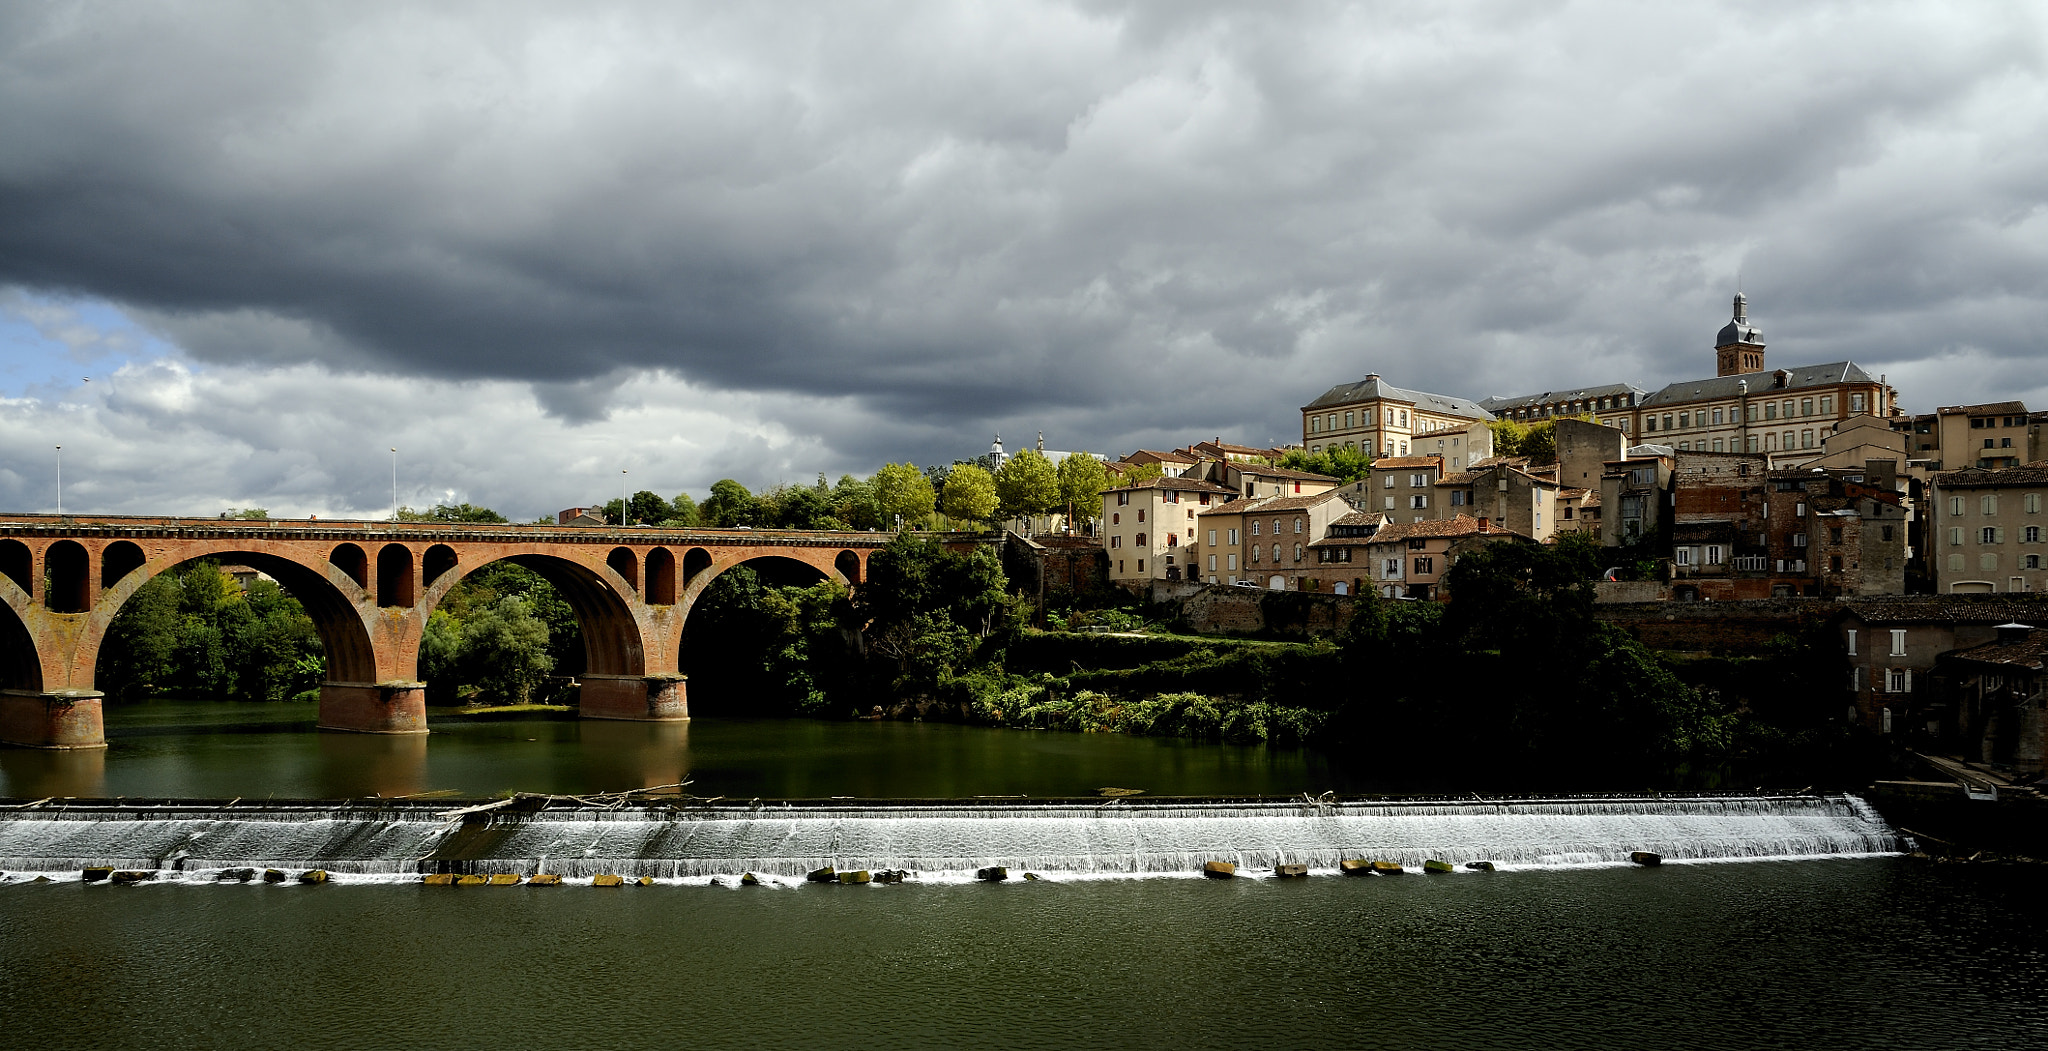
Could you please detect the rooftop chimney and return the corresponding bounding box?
[1478,517,1491,532]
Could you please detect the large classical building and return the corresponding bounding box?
[1300,375,1493,463]
[1484,296,1900,456]
[1927,464,2048,594]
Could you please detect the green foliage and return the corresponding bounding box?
[398,503,508,523]
[874,462,937,528]
[97,562,324,703]
[1056,453,1110,523]
[1489,415,1584,464]
[941,462,999,528]
[426,562,583,701]
[994,450,1060,522]
[680,567,858,716]
[832,474,884,531]
[663,492,701,528]
[1279,445,1372,483]
[1115,461,1165,485]
[223,507,270,520]
[702,479,758,527]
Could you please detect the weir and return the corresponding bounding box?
[0,794,1904,881]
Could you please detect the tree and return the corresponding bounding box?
[398,503,508,523]
[941,462,998,528]
[874,462,936,529]
[1056,453,1109,526]
[1116,461,1165,485]
[457,595,554,703]
[702,479,758,527]
[1279,445,1372,483]
[832,474,882,531]
[994,450,1060,523]
[223,507,270,519]
[663,492,701,528]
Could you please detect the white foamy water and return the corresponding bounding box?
[0,795,1903,883]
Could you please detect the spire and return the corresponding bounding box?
[1732,292,1747,323]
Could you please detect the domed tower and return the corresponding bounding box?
[1715,293,1766,377]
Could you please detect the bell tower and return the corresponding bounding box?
[1714,293,1766,377]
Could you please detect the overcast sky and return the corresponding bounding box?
[3,1,2045,520]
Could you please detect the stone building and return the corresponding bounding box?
[1485,297,1901,456]
[1188,490,1353,589]
[1928,464,2048,595]
[1889,402,2045,472]
[1839,596,2048,738]
[1933,622,2046,778]
[1100,476,1235,584]
[1364,515,1533,600]
[1303,510,1387,595]
[1300,375,1493,461]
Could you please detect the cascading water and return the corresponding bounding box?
[0,794,1904,882]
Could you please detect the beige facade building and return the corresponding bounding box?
[1928,465,2048,594]
[1100,476,1235,584]
[1485,297,1899,457]
[1889,402,2045,472]
[1190,490,1351,588]
[1300,375,1493,461]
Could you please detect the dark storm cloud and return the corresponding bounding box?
[3,0,2047,474]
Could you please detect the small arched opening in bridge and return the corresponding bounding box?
[45,540,91,613]
[331,544,368,590]
[682,547,713,590]
[102,541,146,591]
[645,547,676,605]
[677,554,838,717]
[835,549,863,585]
[607,547,638,595]
[423,545,458,589]
[0,539,30,594]
[377,544,415,608]
[88,552,378,703]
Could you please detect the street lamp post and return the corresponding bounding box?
[54,446,62,516]
[622,469,630,526]
[390,448,399,522]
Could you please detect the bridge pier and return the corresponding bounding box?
[579,673,689,722]
[317,681,429,735]
[0,690,107,749]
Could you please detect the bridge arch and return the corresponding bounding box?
[376,544,415,607]
[46,541,90,613]
[330,543,368,589]
[645,547,676,606]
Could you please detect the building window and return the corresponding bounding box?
[1801,398,1813,417]
[2027,526,2042,543]
[1110,536,1121,548]
[1889,629,1907,656]
[1293,543,1303,561]
[1707,545,1723,564]
[1679,412,1691,429]
[1410,495,1428,509]
[1413,556,1433,575]
[1135,533,1146,546]
[1886,668,1910,693]
[1830,555,1843,573]
[1227,554,1237,571]
[1136,509,1145,522]
[1982,495,1999,515]
[1796,502,1806,517]
[1766,403,1777,421]
[1951,496,1965,516]
[1251,520,1261,536]
[1802,430,1814,449]
[1272,519,1283,535]
[1273,544,1282,563]
[1208,555,1216,571]
[1228,528,1239,544]
[1137,560,1144,573]
[1344,411,1354,429]
[1982,527,2002,544]
[1820,395,1833,414]
[1451,491,1468,506]
[1846,629,1857,655]
[1852,393,1866,412]
[1294,518,1303,534]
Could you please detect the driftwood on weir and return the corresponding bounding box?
[432,781,700,824]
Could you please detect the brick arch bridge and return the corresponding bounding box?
[0,515,889,749]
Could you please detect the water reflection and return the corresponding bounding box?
[315,732,429,799]
[0,747,108,798]
[573,720,690,793]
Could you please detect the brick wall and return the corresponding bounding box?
[1594,598,1836,655]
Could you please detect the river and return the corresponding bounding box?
[3,700,2043,1049]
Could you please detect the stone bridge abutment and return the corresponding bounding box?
[0,516,882,749]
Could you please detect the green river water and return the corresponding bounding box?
[2,700,2043,1049]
